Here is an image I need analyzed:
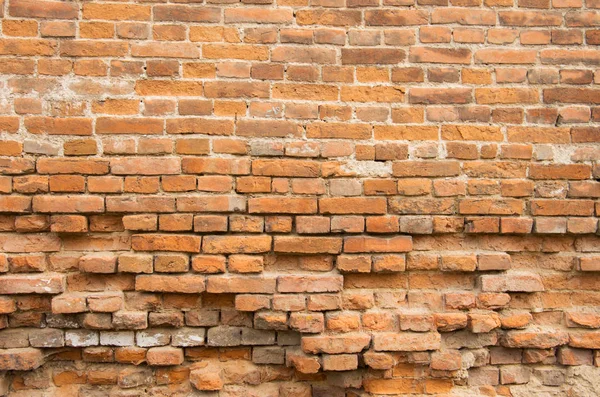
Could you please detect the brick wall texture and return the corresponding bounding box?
[0,0,599,395]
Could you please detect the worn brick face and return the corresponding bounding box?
[0,0,599,394]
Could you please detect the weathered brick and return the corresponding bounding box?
[481,273,544,292]
[132,234,201,253]
[320,198,387,214]
[0,274,64,294]
[502,331,568,349]
[249,197,317,214]
[274,237,342,254]
[146,347,184,366]
[10,0,78,19]
[207,276,276,294]
[202,235,271,254]
[302,334,371,354]
[153,5,220,23]
[344,236,412,253]
[83,4,150,21]
[135,275,205,294]
[366,10,429,26]
[278,275,343,293]
[0,1,596,390]
[373,332,441,351]
[0,348,44,370]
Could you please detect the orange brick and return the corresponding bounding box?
[0,2,595,391]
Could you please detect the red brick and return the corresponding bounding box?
[273,83,338,101]
[393,161,461,177]
[96,118,164,135]
[499,11,563,26]
[365,10,429,26]
[342,48,405,65]
[60,41,128,57]
[344,236,412,253]
[132,234,201,253]
[319,198,387,214]
[9,0,78,19]
[278,275,343,293]
[409,47,472,64]
[307,122,372,139]
[0,274,64,294]
[33,195,104,213]
[202,235,272,254]
[297,9,361,26]
[207,275,276,293]
[153,5,220,23]
[248,198,317,214]
[83,4,150,21]
[502,331,568,349]
[322,354,358,371]
[51,215,88,233]
[182,158,248,175]
[136,275,205,294]
[37,158,109,175]
[544,88,600,104]
[25,117,93,136]
[373,332,441,351]
[475,49,537,64]
[238,119,301,138]
[0,196,31,213]
[225,8,293,24]
[146,347,184,366]
[0,348,44,370]
[274,237,342,254]
[475,88,538,104]
[273,47,332,64]
[459,198,523,215]
[301,334,371,354]
[481,273,544,292]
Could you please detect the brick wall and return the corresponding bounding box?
[0,0,599,395]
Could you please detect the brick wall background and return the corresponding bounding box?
[0,0,599,395]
